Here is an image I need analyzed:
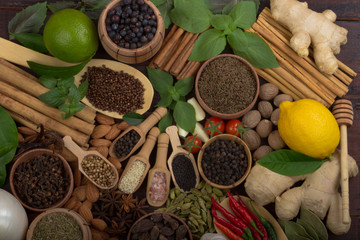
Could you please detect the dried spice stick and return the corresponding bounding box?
[177,61,202,80]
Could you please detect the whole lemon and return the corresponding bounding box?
[278,99,339,159]
[43,9,98,63]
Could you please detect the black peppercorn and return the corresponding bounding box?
[114,130,141,158]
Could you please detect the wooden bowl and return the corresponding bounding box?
[127,212,193,240]
[197,134,252,189]
[9,149,74,212]
[98,0,165,64]
[26,208,92,240]
[195,54,260,119]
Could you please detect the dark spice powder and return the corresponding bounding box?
[81,65,145,115]
[114,129,140,158]
[171,154,196,191]
[198,56,257,114]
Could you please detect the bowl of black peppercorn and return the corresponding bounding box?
[197,134,252,189]
[98,0,165,64]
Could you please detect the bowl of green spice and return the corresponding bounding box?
[195,54,260,119]
[26,208,92,240]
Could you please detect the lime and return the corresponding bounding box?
[43,9,98,63]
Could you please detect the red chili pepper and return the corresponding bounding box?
[236,194,269,240]
[227,191,264,237]
[214,221,244,240]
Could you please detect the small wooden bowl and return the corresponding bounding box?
[9,149,74,212]
[197,134,252,189]
[26,208,92,240]
[195,54,260,119]
[98,0,165,64]
[127,212,193,240]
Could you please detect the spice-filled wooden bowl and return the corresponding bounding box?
[195,54,260,120]
[127,212,192,240]
[26,208,92,240]
[9,149,74,212]
[197,134,252,189]
[98,0,165,64]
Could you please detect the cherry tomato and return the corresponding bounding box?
[204,117,225,137]
[184,136,203,154]
[225,119,242,136]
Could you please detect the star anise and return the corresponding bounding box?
[105,220,127,235]
[100,190,124,216]
[132,198,149,220]
[119,194,137,213]
[92,201,112,224]
[115,211,134,229]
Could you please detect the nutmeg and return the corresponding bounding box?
[271,108,280,126]
[253,145,273,161]
[259,83,279,100]
[242,129,261,151]
[274,94,293,107]
[258,101,273,119]
[268,130,286,150]
[242,110,261,128]
[256,119,273,138]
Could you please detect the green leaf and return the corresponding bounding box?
[57,76,75,90]
[68,85,81,104]
[78,78,89,100]
[59,103,85,119]
[229,31,279,68]
[0,107,18,187]
[300,208,328,240]
[257,150,325,176]
[151,0,167,5]
[296,219,320,240]
[229,1,257,30]
[47,1,77,13]
[189,29,226,62]
[147,67,173,94]
[27,58,90,78]
[223,0,260,14]
[39,75,57,89]
[157,91,173,107]
[123,112,145,125]
[169,0,212,33]
[210,14,232,31]
[169,86,180,102]
[158,111,173,132]
[10,32,47,53]
[204,0,260,14]
[279,220,314,240]
[84,0,111,10]
[173,101,196,132]
[39,88,67,107]
[8,2,47,39]
[174,77,194,96]
[157,3,172,29]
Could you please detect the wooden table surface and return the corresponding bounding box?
[0,0,359,239]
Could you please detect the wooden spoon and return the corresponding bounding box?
[146,133,171,207]
[0,37,154,119]
[118,127,160,194]
[62,135,119,190]
[109,107,167,162]
[332,99,354,224]
[166,125,199,192]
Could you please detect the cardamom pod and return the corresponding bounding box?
[181,209,191,215]
[190,188,202,197]
[170,188,175,199]
[212,188,224,197]
[196,181,205,189]
[198,198,207,211]
[174,193,187,204]
[189,216,199,227]
[175,187,181,196]
[181,202,192,211]
[207,209,213,226]
[201,209,207,222]
[191,207,201,215]
[190,213,202,220]
[198,224,205,234]
[205,183,213,194]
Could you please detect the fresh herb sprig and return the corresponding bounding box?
[150,0,174,29]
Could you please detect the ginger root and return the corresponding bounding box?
[245,150,358,235]
[270,0,348,74]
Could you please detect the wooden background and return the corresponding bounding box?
[0,0,359,239]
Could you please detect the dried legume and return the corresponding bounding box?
[119,160,146,194]
[114,129,141,158]
[148,171,167,203]
[81,154,117,187]
[171,154,196,191]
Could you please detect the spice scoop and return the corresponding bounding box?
[63,136,118,190]
[109,107,167,162]
[118,127,160,194]
[166,125,200,192]
[146,133,171,207]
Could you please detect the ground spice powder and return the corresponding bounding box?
[198,56,257,114]
[81,65,145,114]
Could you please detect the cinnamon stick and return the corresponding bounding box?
[8,111,40,133]
[177,61,201,80]
[158,34,184,69]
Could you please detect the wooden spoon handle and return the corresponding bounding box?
[154,133,170,168]
[138,107,167,134]
[340,124,350,224]
[138,127,160,159]
[166,125,182,152]
[63,136,87,164]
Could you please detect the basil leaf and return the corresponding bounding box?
[222,0,260,14]
[204,0,260,14]
[39,88,67,107]
[78,78,89,100]
[151,0,167,5]
[59,103,85,119]
[158,111,173,132]
[229,1,257,30]
[27,58,90,78]
[174,76,193,96]
[39,75,57,89]
[0,107,18,187]
[156,2,173,29]
[10,32,47,53]
[68,85,81,104]
[169,86,180,101]
[157,91,173,107]
[257,149,325,176]
[173,101,196,132]
[84,0,111,10]
[58,76,75,89]
[47,1,77,13]
[169,0,212,33]
[210,14,232,31]
[189,29,226,62]
[147,67,173,94]
[300,208,328,240]
[123,112,145,125]
[229,31,279,68]
[8,2,47,39]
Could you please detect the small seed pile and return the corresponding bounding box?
[202,139,248,186]
[81,155,117,187]
[119,160,146,194]
[114,129,141,158]
[198,56,257,114]
[81,65,145,115]
[156,181,226,239]
[171,154,197,191]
